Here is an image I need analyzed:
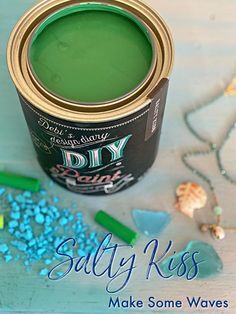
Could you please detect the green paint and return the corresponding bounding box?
[29,3,153,103]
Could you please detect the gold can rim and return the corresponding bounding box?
[7,0,174,123]
[26,2,159,108]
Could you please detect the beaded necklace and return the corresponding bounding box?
[182,76,236,240]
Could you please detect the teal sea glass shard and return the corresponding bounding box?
[160,240,223,279]
[132,209,171,237]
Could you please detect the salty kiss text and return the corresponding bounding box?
[48,234,203,293]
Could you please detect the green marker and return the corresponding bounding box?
[95,210,138,245]
[0,171,40,192]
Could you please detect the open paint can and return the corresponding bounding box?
[7,0,174,195]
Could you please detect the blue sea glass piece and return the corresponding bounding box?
[160,240,223,279]
[132,209,171,237]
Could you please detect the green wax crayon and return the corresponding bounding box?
[0,171,40,192]
[95,210,139,245]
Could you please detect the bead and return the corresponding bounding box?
[200,224,209,233]
[211,226,225,240]
[182,85,236,222]
[213,206,223,216]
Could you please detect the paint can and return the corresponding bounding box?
[7,0,174,195]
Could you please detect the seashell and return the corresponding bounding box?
[175,182,207,218]
[211,225,225,240]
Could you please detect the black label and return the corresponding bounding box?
[18,80,169,195]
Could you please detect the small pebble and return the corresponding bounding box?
[24,260,30,266]
[12,202,20,211]
[8,220,18,228]
[10,212,20,220]
[39,190,47,196]
[53,197,59,203]
[38,199,47,207]
[0,187,6,196]
[35,213,45,224]
[34,206,40,214]
[25,231,33,240]
[0,187,102,277]
[15,195,25,203]
[23,191,32,198]
[59,217,68,226]
[28,239,36,247]
[0,243,9,254]
[39,268,49,276]
[44,259,52,265]
[78,249,85,256]
[37,248,46,256]
[7,193,13,203]
[4,255,13,263]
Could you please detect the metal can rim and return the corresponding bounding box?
[7,0,174,123]
[26,2,159,107]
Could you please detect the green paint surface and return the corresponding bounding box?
[29,4,153,103]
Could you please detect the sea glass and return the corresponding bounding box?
[160,240,223,279]
[132,209,171,237]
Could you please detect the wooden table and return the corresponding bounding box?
[0,0,236,313]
